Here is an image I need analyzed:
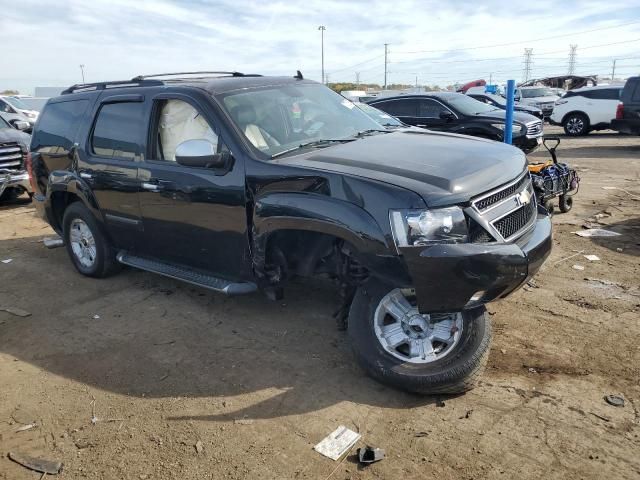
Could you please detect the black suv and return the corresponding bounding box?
[367,92,544,153]
[612,76,640,135]
[29,72,552,394]
[467,92,544,120]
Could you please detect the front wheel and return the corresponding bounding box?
[348,279,491,394]
[563,113,589,136]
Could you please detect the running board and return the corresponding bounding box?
[116,252,257,295]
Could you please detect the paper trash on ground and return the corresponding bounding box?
[584,255,600,261]
[573,229,621,238]
[314,425,361,461]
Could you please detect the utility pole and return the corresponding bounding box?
[489,73,493,85]
[318,26,326,84]
[384,43,389,90]
[522,48,533,82]
[568,44,577,75]
[355,72,360,85]
[611,59,617,80]
[415,75,418,88]
[79,64,86,83]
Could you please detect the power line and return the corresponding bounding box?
[392,20,640,54]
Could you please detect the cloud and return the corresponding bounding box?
[1,0,639,93]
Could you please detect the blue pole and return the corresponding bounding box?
[504,79,515,145]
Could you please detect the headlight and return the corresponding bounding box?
[491,123,524,133]
[390,207,468,247]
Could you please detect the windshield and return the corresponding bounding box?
[445,94,497,115]
[3,96,29,110]
[219,83,383,157]
[355,102,404,127]
[521,88,556,98]
[0,116,10,128]
[486,94,507,106]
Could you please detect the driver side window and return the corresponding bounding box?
[157,99,218,162]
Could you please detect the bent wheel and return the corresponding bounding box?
[348,279,491,394]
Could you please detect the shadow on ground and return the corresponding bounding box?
[585,217,640,256]
[0,234,442,421]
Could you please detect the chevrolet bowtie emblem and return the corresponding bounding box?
[515,190,531,206]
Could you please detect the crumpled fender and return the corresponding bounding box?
[252,192,392,270]
[45,171,104,231]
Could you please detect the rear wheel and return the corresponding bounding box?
[348,279,491,394]
[62,202,120,278]
[563,113,589,136]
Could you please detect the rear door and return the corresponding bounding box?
[622,79,640,122]
[136,92,250,280]
[584,88,621,125]
[78,95,147,250]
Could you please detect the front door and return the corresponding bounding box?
[415,99,457,131]
[137,94,250,281]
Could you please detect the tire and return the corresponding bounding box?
[544,200,555,215]
[559,195,573,213]
[62,202,120,278]
[0,187,23,202]
[563,113,589,136]
[348,279,491,395]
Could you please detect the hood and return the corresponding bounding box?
[0,127,31,150]
[475,108,539,124]
[273,130,526,207]
[515,104,541,113]
[521,96,558,105]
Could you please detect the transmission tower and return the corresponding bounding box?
[568,44,578,75]
[522,48,533,82]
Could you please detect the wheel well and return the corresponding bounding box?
[561,110,589,125]
[50,191,80,232]
[262,230,341,281]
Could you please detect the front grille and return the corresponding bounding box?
[526,121,543,136]
[0,143,24,171]
[493,200,536,240]
[474,174,529,211]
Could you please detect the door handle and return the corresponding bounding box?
[79,172,93,180]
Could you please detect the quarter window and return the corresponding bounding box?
[32,99,89,153]
[92,102,146,160]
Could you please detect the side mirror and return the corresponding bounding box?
[439,111,455,121]
[175,139,232,169]
[12,120,30,131]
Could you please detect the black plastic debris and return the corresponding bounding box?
[604,395,625,407]
[357,446,385,465]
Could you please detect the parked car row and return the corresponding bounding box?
[365,92,544,153]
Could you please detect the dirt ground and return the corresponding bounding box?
[0,126,638,480]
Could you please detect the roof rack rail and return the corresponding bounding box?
[61,79,164,95]
[131,71,262,81]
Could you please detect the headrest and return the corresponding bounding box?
[230,104,257,126]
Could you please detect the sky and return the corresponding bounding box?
[1,0,640,94]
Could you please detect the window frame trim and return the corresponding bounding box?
[145,92,221,166]
[88,95,147,163]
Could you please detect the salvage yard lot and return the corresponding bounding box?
[0,127,638,479]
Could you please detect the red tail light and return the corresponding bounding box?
[616,102,624,120]
[24,151,38,192]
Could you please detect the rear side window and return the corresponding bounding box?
[92,102,146,160]
[631,81,640,101]
[32,100,89,153]
[580,89,620,100]
[374,99,417,117]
